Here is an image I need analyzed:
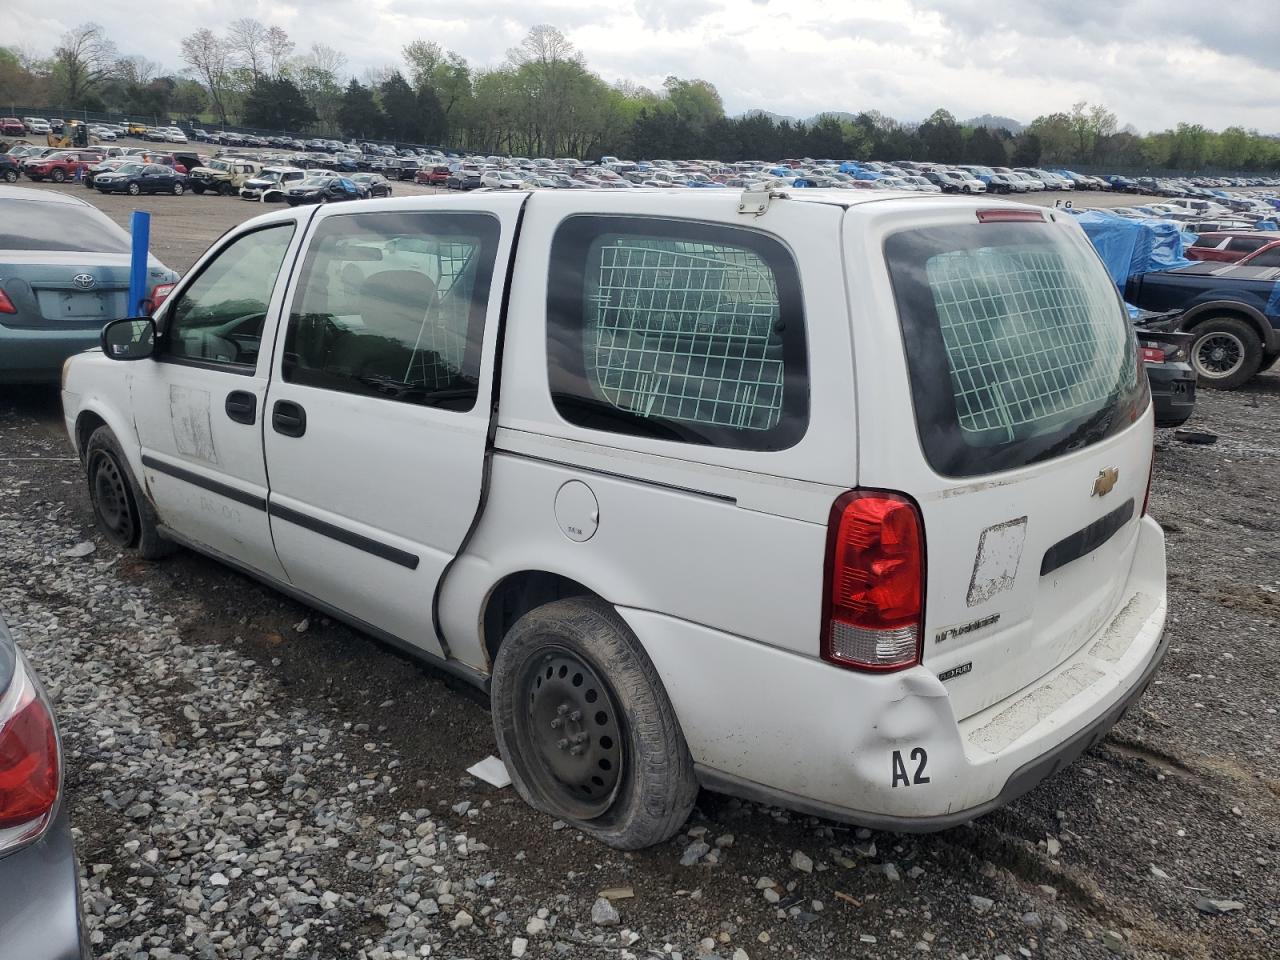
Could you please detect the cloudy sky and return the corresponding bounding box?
[11,0,1279,132]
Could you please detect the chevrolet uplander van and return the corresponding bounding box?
[61,189,1167,849]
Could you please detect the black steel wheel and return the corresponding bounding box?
[516,646,625,819]
[83,426,173,559]
[492,597,697,849]
[88,446,138,547]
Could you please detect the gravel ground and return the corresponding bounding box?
[1,177,1278,959]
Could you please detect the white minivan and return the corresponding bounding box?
[61,189,1168,849]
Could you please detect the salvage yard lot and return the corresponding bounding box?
[1,182,1278,960]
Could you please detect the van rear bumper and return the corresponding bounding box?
[695,621,1168,832]
[620,516,1167,829]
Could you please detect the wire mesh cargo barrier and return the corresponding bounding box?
[392,239,478,390]
[925,245,1126,443]
[584,239,784,431]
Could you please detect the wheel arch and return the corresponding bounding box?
[480,569,601,669]
[1181,300,1279,352]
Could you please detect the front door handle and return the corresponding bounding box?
[225,390,257,425]
[272,399,307,438]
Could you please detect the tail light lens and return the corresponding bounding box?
[0,289,15,314]
[0,660,60,850]
[822,491,926,672]
[150,282,176,312]
[1139,346,1165,364]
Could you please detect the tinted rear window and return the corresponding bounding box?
[885,221,1145,478]
[0,198,131,254]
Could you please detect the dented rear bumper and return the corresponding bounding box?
[620,516,1167,829]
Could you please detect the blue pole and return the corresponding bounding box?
[128,211,150,317]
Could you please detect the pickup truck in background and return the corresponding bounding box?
[1126,258,1280,389]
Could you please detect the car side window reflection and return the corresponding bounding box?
[163,224,296,370]
[282,211,500,411]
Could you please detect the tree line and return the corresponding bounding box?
[3,21,1278,172]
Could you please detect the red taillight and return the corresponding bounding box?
[1140,346,1165,364]
[976,208,1044,223]
[0,289,15,314]
[150,282,176,311]
[0,676,59,837]
[822,491,925,672]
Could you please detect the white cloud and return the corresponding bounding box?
[8,0,1278,132]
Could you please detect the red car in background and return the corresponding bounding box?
[1,117,25,137]
[21,150,104,183]
[1185,231,1280,264]
[415,164,452,185]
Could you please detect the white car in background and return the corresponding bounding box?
[164,128,188,144]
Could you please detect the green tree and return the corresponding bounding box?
[242,75,317,131]
[337,78,384,139]
[1026,112,1074,163]
[662,76,724,133]
[379,70,421,142]
[917,108,963,162]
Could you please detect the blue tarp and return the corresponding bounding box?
[1068,209,1193,289]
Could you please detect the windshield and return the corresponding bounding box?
[885,221,1146,477]
[0,198,132,253]
[207,160,231,172]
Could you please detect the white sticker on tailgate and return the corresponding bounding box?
[967,517,1027,607]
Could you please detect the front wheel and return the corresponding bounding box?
[2,170,16,183]
[85,426,172,560]
[1190,317,1263,389]
[172,182,184,196]
[126,182,140,196]
[492,597,697,850]
[191,184,204,195]
[51,168,66,182]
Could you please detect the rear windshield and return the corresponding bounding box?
[0,198,132,254]
[885,221,1145,478]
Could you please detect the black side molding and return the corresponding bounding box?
[1041,498,1135,577]
[141,455,266,511]
[268,502,420,570]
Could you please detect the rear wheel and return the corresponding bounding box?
[126,182,140,196]
[85,426,172,560]
[1190,316,1263,390]
[1261,348,1280,373]
[492,597,697,849]
[191,184,204,195]
[2,170,16,183]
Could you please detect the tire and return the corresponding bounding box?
[220,183,234,197]
[1189,316,1263,390]
[492,597,697,850]
[1261,348,1280,373]
[127,182,140,196]
[51,168,66,183]
[84,426,172,560]
[2,170,16,183]
[172,182,184,196]
[191,184,204,195]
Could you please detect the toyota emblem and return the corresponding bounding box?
[73,274,97,290]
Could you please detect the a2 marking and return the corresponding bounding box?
[891,747,930,788]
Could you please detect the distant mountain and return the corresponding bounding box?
[740,109,799,124]
[965,114,1024,133]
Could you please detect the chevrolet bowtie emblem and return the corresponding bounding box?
[1092,467,1120,497]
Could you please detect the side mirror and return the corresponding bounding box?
[101,316,156,361]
